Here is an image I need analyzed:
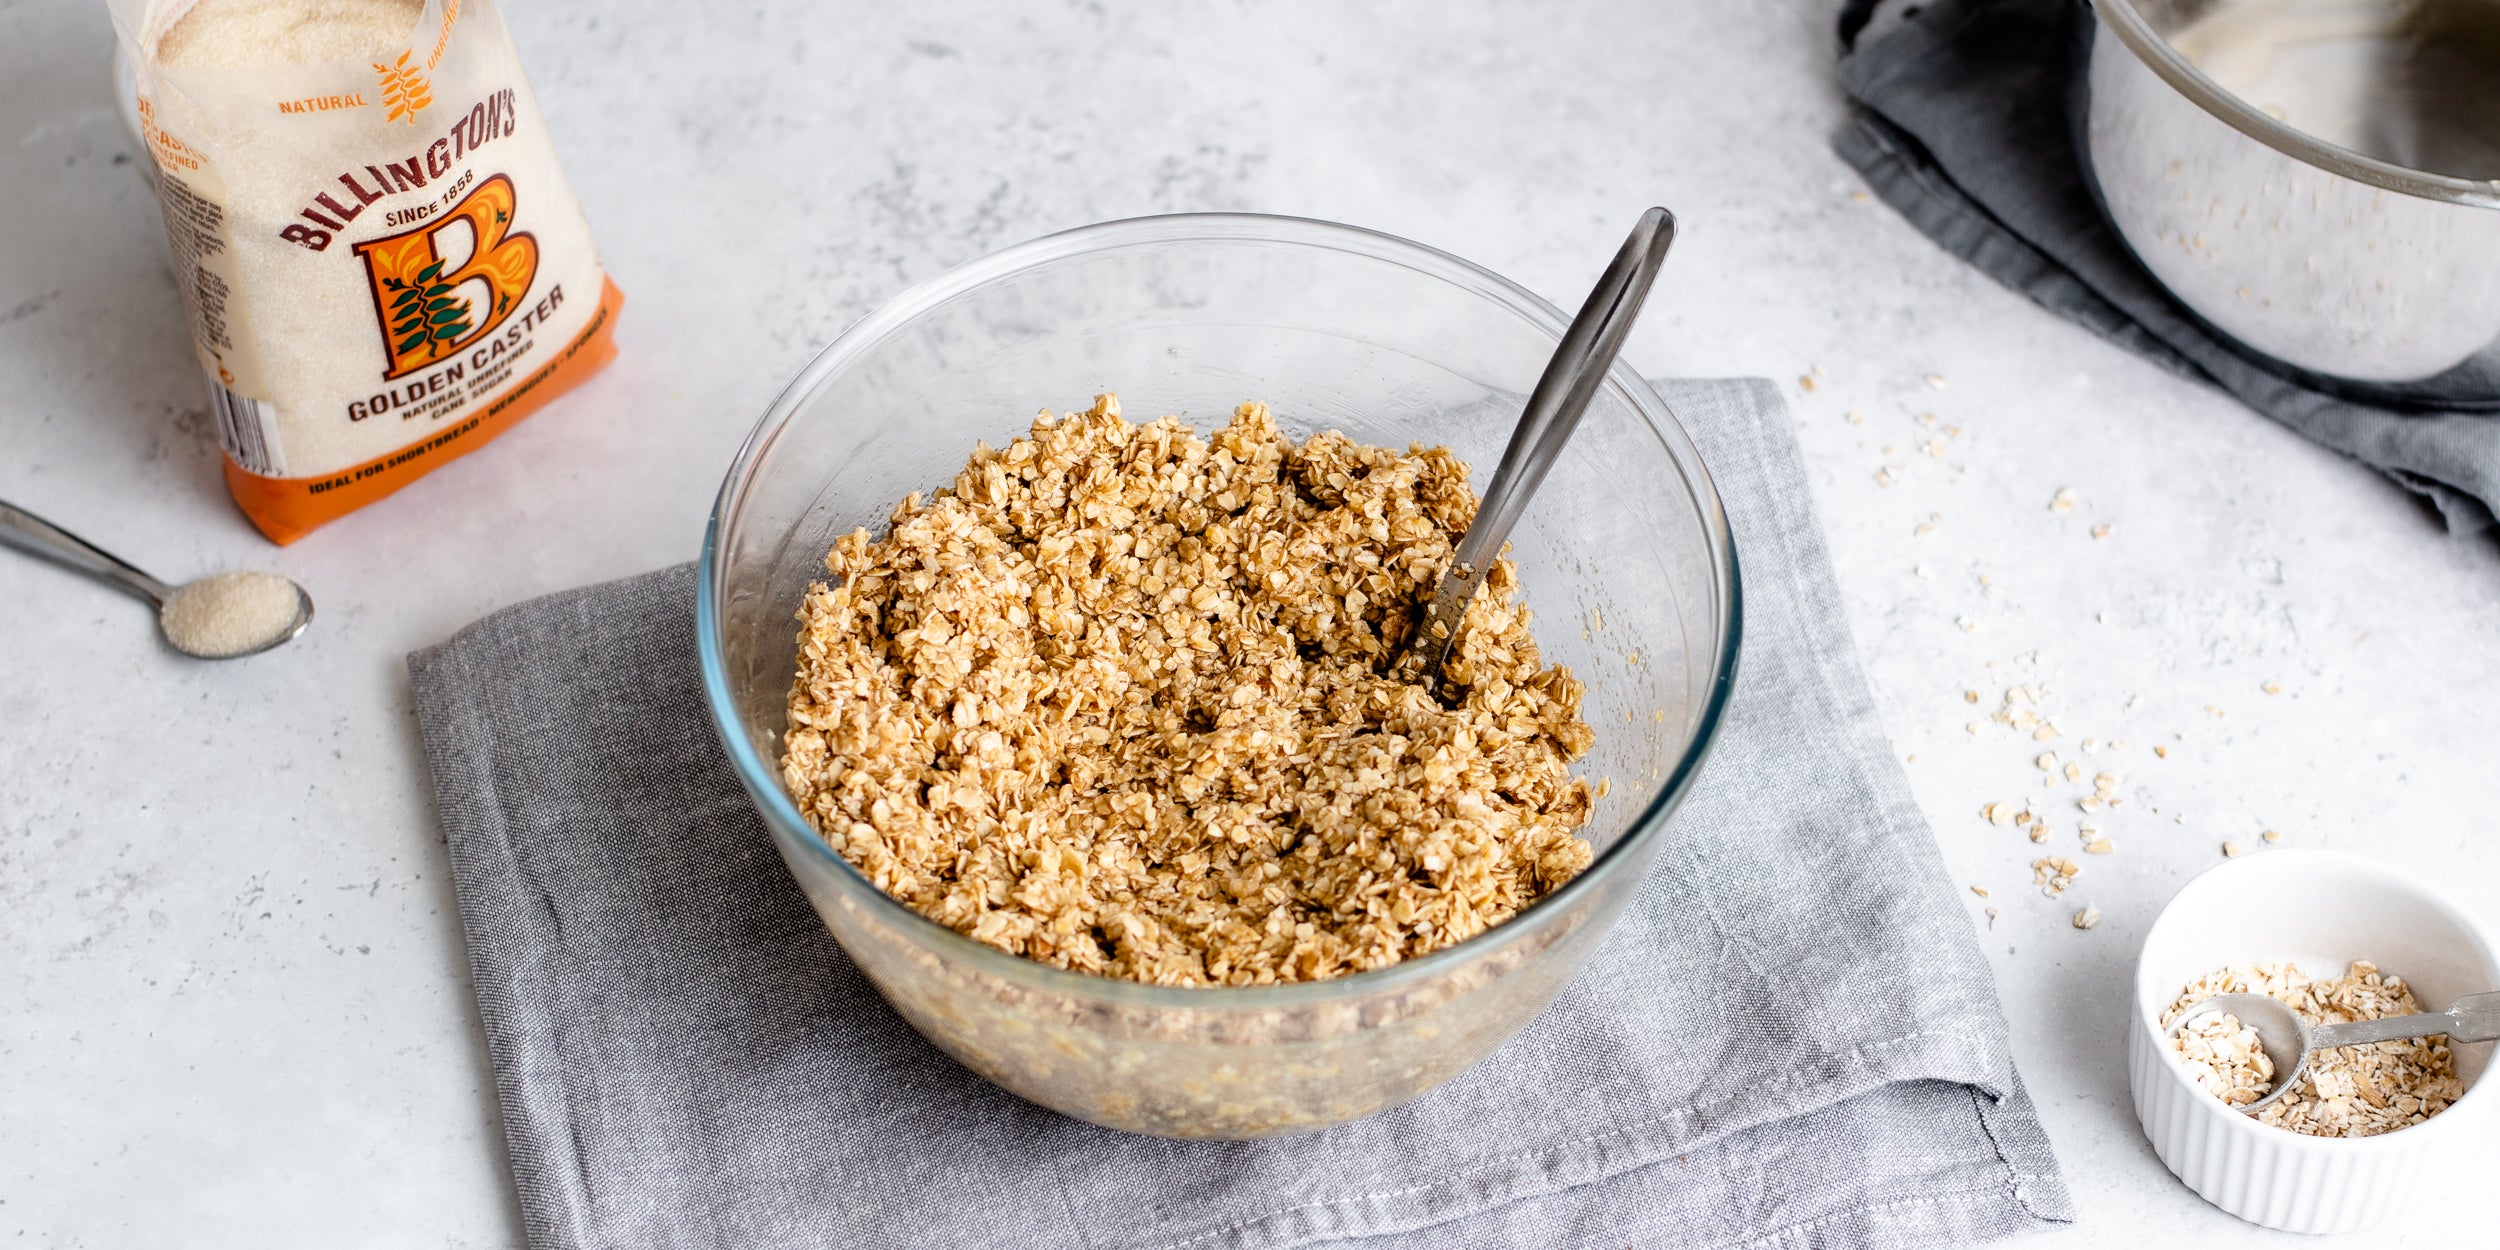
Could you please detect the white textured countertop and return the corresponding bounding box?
[3,1,2494,1245]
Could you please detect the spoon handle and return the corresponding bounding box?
[1409,206,1677,688]
[2450,990,2500,1042]
[0,498,175,606]
[2308,991,2500,1048]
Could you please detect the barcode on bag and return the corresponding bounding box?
[208,379,286,477]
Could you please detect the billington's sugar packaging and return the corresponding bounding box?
[111,0,622,543]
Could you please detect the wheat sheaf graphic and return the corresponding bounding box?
[374,50,433,124]
[382,260,471,359]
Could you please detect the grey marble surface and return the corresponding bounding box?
[2,1,2493,1246]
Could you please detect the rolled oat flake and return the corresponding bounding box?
[112,0,623,543]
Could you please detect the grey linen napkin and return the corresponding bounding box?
[408,377,2074,1250]
[1835,0,2500,534]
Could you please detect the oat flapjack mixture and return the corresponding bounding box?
[781,394,1597,986]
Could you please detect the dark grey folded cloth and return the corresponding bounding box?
[1836,0,2500,534]
[407,377,2073,1250]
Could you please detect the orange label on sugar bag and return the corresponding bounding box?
[115,0,621,543]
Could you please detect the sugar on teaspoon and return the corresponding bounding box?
[0,498,312,659]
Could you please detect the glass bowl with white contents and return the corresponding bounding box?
[698,213,1740,1138]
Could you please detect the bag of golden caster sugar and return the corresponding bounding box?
[110,0,622,543]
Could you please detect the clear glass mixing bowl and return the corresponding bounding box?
[698,213,1741,1138]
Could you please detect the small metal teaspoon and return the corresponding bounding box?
[2170,988,2500,1114]
[0,498,313,659]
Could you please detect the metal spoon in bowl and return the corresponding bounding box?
[1404,206,1678,694]
[2169,989,2500,1115]
[0,498,312,659]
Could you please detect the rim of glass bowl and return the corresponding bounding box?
[698,211,1743,1008]
[2087,0,2500,210]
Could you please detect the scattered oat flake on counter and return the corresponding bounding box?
[2222,840,2245,858]
[2032,856,2080,896]
[2073,905,2101,930]
[2091,524,2112,539]
[1846,409,1866,425]
[2263,829,2282,844]
[2049,487,2078,513]
[1970,885,1991,898]
[2263,681,2283,694]
[1924,372,1948,389]
[1957,616,1978,633]
[1798,370,1821,392]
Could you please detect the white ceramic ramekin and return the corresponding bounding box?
[2130,848,2499,1233]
